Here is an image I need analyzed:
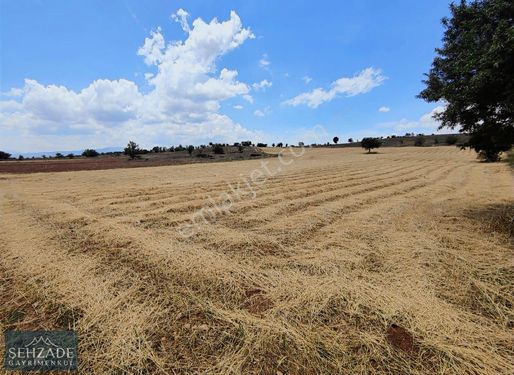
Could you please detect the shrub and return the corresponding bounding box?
[333,136,339,144]
[238,145,244,153]
[445,135,458,145]
[361,137,382,153]
[187,145,195,156]
[0,151,11,159]
[82,149,99,157]
[55,152,64,159]
[414,136,426,147]
[124,141,140,159]
[257,143,268,147]
[66,153,75,159]
[276,142,283,147]
[348,138,353,143]
[212,144,224,154]
[18,155,24,160]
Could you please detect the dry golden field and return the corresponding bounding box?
[0,146,513,374]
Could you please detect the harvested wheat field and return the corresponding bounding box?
[0,146,513,374]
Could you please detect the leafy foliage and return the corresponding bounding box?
[361,137,382,153]
[418,0,514,161]
[333,136,339,144]
[212,144,225,154]
[82,149,99,157]
[0,151,11,159]
[124,141,140,159]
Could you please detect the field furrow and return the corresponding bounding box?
[1,147,512,375]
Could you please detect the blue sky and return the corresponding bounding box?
[0,0,450,152]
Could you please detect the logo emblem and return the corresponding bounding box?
[4,331,78,371]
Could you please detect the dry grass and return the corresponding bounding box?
[0,146,512,374]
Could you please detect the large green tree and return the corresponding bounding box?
[419,0,514,161]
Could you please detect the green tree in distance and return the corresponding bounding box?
[82,149,99,157]
[124,141,140,159]
[361,137,382,153]
[0,151,11,159]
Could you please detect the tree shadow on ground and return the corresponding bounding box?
[465,202,514,238]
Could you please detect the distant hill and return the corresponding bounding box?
[12,147,123,158]
[313,133,469,148]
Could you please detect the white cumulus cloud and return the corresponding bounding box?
[376,105,450,134]
[378,106,390,112]
[284,68,386,108]
[252,79,272,91]
[0,10,263,151]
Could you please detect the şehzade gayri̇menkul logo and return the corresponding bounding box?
[4,331,77,371]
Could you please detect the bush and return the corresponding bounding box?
[124,141,140,159]
[212,144,224,154]
[348,138,354,143]
[445,135,458,145]
[0,151,11,159]
[361,137,382,153]
[18,155,24,160]
[187,145,195,156]
[414,136,426,147]
[55,152,64,159]
[333,137,339,144]
[257,143,268,147]
[82,149,99,157]
[238,145,244,153]
[66,153,75,159]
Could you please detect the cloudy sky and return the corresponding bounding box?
[0,0,450,152]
